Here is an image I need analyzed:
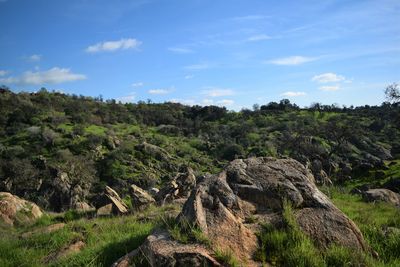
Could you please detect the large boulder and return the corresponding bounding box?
[0,192,43,226]
[130,184,155,211]
[362,188,400,206]
[156,167,196,205]
[112,230,220,267]
[179,157,369,265]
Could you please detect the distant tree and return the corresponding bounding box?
[384,83,400,103]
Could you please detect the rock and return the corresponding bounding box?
[135,142,172,162]
[22,223,66,238]
[156,167,196,205]
[383,178,400,193]
[362,189,400,206]
[50,171,90,212]
[310,159,332,186]
[96,186,128,215]
[130,184,155,211]
[0,192,43,226]
[73,201,95,212]
[97,204,113,216]
[44,240,85,263]
[112,230,220,267]
[179,157,369,265]
[148,187,159,197]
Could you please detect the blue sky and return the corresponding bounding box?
[0,0,399,109]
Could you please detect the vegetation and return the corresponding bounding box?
[0,86,399,266]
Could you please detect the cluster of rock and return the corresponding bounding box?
[0,192,43,226]
[113,157,372,266]
[3,156,393,266]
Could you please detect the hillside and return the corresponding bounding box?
[0,87,400,266]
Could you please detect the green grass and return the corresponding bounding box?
[0,211,157,267]
[325,187,400,266]
[84,125,107,137]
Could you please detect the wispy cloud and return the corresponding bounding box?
[184,75,194,79]
[0,70,8,76]
[247,34,271,42]
[86,38,141,53]
[117,93,135,103]
[184,63,210,70]
[26,54,41,62]
[169,98,196,105]
[230,15,268,21]
[267,56,316,66]
[148,88,170,95]
[319,85,340,91]
[312,73,345,83]
[216,99,234,106]
[0,67,86,85]
[131,82,144,87]
[168,47,194,54]
[202,87,235,97]
[280,91,306,97]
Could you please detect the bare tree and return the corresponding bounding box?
[384,83,400,103]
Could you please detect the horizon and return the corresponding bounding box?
[1,0,399,110]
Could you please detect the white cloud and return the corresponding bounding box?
[169,98,196,105]
[28,54,41,62]
[131,82,144,87]
[0,67,86,85]
[267,56,316,65]
[184,63,210,70]
[202,98,214,105]
[247,34,271,42]
[311,73,345,83]
[184,75,194,79]
[148,89,170,95]
[86,38,141,53]
[216,99,234,106]
[280,91,306,97]
[0,70,8,76]
[231,15,268,21]
[319,85,340,91]
[168,47,194,54]
[117,94,135,103]
[202,88,235,97]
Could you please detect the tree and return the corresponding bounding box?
[384,83,400,103]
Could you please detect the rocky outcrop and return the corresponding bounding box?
[0,192,43,226]
[96,186,128,215]
[362,188,400,206]
[130,184,155,211]
[156,167,196,205]
[179,157,369,265]
[310,159,332,186]
[112,230,220,267]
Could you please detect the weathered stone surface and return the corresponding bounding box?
[22,223,66,238]
[97,203,113,216]
[362,188,400,206]
[95,186,128,215]
[130,184,155,211]
[179,157,369,265]
[156,167,196,205]
[310,159,333,186]
[112,230,220,267]
[73,201,95,212]
[0,192,43,226]
[44,240,85,263]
